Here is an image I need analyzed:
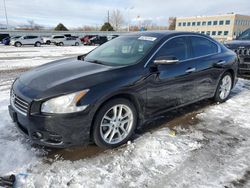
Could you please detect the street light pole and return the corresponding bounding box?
[3,0,9,29]
[126,6,134,32]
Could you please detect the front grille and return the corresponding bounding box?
[11,92,29,115]
[234,48,250,56]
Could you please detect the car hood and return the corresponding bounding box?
[18,57,114,96]
[225,40,250,49]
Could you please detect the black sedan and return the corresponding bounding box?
[9,31,238,148]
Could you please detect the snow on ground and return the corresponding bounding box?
[0,45,96,70]
[0,45,250,188]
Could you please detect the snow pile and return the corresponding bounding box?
[23,128,203,188]
[0,89,44,175]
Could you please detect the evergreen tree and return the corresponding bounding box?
[100,22,114,31]
[54,23,69,31]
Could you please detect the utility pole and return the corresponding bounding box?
[3,0,9,29]
[107,10,110,23]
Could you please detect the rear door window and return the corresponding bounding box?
[155,37,190,61]
[190,36,219,58]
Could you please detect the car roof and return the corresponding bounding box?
[124,31,209,38]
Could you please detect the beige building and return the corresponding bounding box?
[175,13,250,41]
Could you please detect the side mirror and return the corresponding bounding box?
[77,54,86,60]
[154,56,179,65]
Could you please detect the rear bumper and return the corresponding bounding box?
[8,105,92,148]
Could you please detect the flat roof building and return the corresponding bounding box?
[175,13,250,41]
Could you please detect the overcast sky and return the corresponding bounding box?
[0,0,250,28]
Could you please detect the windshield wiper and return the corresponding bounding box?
[86,59,105,65]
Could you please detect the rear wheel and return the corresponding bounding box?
[75,42,79,46]
[214,72,233,103]
[15,42,22,47]
[59,42,64,46]
[93,98,137,148]
[46,40,51,45]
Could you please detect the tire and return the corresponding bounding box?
[46,40,51,45]
[214,72,233,103]
[75,42,79,46]
[59,42,64,46]
[15,42,22,47]
[93,98,137,148]
[35,42,41,47]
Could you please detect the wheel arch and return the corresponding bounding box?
[89,92,143,142]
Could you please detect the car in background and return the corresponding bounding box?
[9,31,238,148]
[80,35,97,45]
[0,33,9,43]
[224,28,250,77]
[107,35,119,41]
[1,36,10,45]
[2,36,21,45]
[54,36,81,46]
[50,35,65,45]
[10,36,43,47]
[42,36,52,45]
[89,36,108,45]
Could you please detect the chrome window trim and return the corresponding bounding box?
[144,34,222,68]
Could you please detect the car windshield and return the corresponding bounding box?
[84,36,159,66]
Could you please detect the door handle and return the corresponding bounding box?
[185,67,196,73]
[213,60,226,67]
[216,60,226,65]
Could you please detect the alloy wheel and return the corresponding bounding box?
[100,104,134,144]
[219,75,232,100]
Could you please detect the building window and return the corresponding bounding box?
[192,22,196,26]
[208,21,212,26]
[187,22,191,26]
[201,31,205,34]
[218,31,222,36]
[197,22,201,26]
[225,20,230,25]
[212,31,216,36]
[219,20,224,25]
[178,22,182,26]
[202,21,206,26]
[213,21,218,25]
[224,31,229,36]
[206,31,211,36]
[183,22,186,26]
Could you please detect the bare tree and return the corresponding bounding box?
[110,9,124,31]
[168,17,176,30]
[27,20,35,29]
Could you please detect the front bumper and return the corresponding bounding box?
[8,104,92,148]
[238,56,250,77]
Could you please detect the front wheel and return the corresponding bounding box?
[214,72,233,103]
[75,42,79,46]
[35,42,41,47]
[93,98,137,148]
[15,42,22,47]
[59,42,64,46]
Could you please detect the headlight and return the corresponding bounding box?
[41,89,89,114]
